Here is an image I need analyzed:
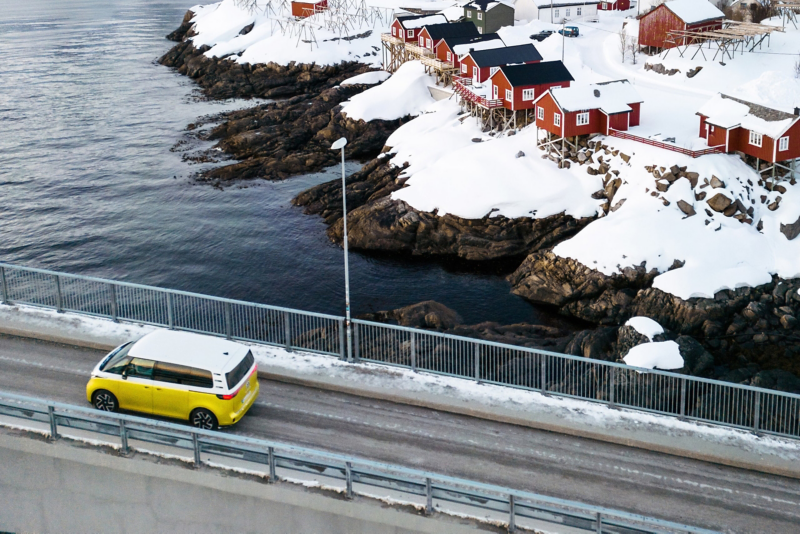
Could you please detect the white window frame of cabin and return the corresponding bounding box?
[566,8,570,17]
[576,112,589,126]
[447,51,452,61]
[478,27,483,33]
[779,136,789,151]
[554,112,561,127]
[467,11,472,18]
[522,88,535,101]
[426,38,432,48]
[554,9,559,18]
[419,36,425,47]
[477,12,483,20]
[749,130,763,147]
[408,29,414,38]
[577,7,582,15]
[505,89,512,101]
[462,63,468,73]
[392,27,396,36]
[473,66,479,80]
[494,85,499,99]
[490,66,499,76]
[537,106,545,120]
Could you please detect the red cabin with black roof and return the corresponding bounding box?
[488,61,574,111]
[389,13,447,43]
[460,44,542,84]
[417,22,479,52]
[435,34,504,68]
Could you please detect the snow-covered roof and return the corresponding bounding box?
[129,330,249,374]
[544,80,643,115]
[397,14,448,29]
[698,93,799,139]
[439,5,466,20]
[663,0,724,24]
[532,0,600,6]
[465,0,513,11]
[452,37,505,55]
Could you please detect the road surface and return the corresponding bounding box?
[1,334,799,533]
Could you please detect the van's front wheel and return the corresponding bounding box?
[190,408,218,431]
[92,390,118,412]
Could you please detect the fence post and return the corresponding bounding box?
[425,477,433,515]
[596,512,603,534]
[54,275,63,313]
[167,293,174,329]
[109,283,118,323]
[753,391,761,434]
[283,311,292,352]
[608,366,615,407]
[338,318,346,360]
[119,420,128,456]
[48,406,58,440]
[474,344,481,383]
[193,433,202,467]
[410,333,417,371]
[540,356,547,394]
[268,446,277,482]
[679,378,687,419]
[353,322,360,361]
[345,462,353,499]
[508,494,516,532]
[224,301,233,340]
[0,266,9,304]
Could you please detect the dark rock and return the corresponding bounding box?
[565,327,618,360]
[707,193,732,212]
[677,200,696,216]
[515,151,525,158]
[675,335,714,376]
[614,325,649,358]
[710,176,724,188]
[361,300,463,330]
[780,215,800,241]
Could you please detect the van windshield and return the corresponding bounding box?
[226,351,255,390]
[101,343,133,373]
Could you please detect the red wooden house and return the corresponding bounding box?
[533,80,643,138]
[389,13,447,43]
[489,61,574,111]
[638,0,723,51]
[460,44,542,84]
[291,0,328,18]
[599,0,630,11]
[697,94,800,164]
[417,22,479,52]
[435,33,503,69]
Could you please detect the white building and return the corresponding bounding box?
[514,0,600,23]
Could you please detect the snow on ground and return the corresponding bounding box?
[623,340,684,370]
[340,70,391,85]
[341,61,437,121]
[625,316,664,340]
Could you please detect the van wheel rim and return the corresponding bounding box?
[95,393,115,411]
[193,412,214,429]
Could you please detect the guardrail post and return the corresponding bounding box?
[508,494,516,532]
[48,406,58,440]
[679,378,687,419]
[595,512,603,534]
[425,477,433,515]
[167,293,174,329]
[119,420,128,455]
[283,311,292,352]
[0,266,9,304]
[608,367,615,407]
[193,433,202,467]
[345,462,353,500]
[753,391,761,434]
[338,318,346,360]
[268,446,276,482]
[539,356,547,395]
[474,344,481,383]
[54,275,63,313]
[410,333,417,371]
[109,283,118,323]
[224,302,233,340]
[353,323,360,361]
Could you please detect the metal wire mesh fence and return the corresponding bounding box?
[2,262,799,440]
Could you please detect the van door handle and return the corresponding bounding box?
[156,388,162,391]
[144,386,150,389]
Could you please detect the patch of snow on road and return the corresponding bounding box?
[623,340,684,370]
[625,316,663,341]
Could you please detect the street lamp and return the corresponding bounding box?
[331,137,352,362]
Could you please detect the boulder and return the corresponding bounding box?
[656,180,670,192]
[675,335,714,376]
[387,300,463,330]
[565,327,618,360]
[684,172,699,188]
[780,215,800,241]
[516,151,525,158]
[677,200,696,217]
[710,176,725,189]
[707,193,732,212]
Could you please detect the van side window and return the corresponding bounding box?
[105,356,132,375]
[126,358,155,379]
[154,362,213,389]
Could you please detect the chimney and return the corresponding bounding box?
[795,107,800,116]
[469,48,474,52]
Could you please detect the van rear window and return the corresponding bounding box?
[226,351,255,390]
[154,361,213,389]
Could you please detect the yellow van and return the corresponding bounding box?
[86,330,259,430]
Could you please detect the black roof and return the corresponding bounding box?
[499,61,574,87]
[439,33,502,51]
[465,0,513,10]
[423,22,480,42]
[467,44,542,67]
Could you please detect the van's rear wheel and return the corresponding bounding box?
[92,390,118,412]
[190,408,218,431]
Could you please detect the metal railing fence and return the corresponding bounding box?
[0,390,717,534]
[2,262,799,441]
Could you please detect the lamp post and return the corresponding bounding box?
[331,137,352,362]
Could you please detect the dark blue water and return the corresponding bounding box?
[0,0,552,325]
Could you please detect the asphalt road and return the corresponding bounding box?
[1,334,799,533]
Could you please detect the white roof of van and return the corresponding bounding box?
[128,330,249,374]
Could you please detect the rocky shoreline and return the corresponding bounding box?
[160,12,800,392]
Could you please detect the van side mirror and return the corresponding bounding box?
[121,369,128,380]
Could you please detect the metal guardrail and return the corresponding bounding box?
[1,262,799,441]
[0,390,718,534]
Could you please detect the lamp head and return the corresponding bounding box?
[331,137,347,150]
